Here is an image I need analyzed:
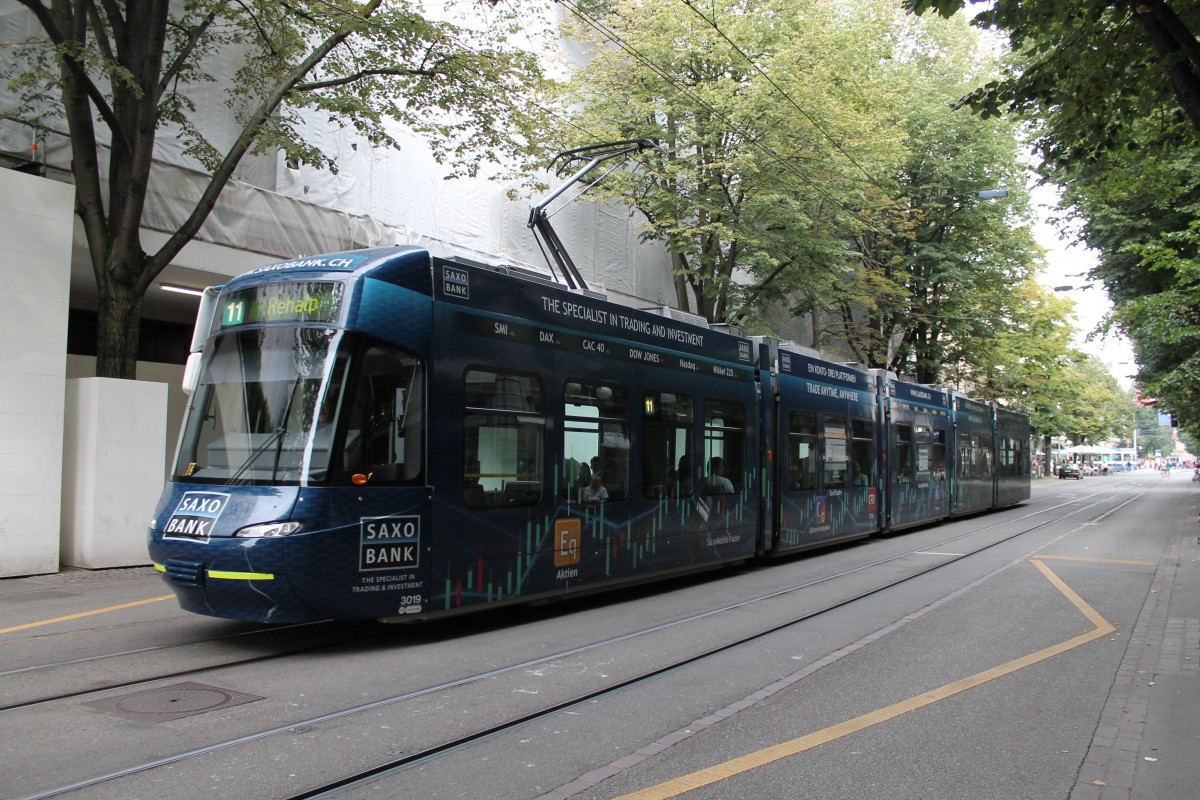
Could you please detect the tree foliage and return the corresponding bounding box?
[905,1,1200,150]
[905,0,1200,439]
[563,0,1055,402]
[1119,219,1200,419]
[1133,401,1178,458]
[954,281,1080,435]
[837,17,1042,383]
[560,0,908,323]
[1053,356,1136,444]
[4,0,553,378]
[1038,125,1200,435]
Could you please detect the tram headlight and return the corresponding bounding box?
[234,521,303,538]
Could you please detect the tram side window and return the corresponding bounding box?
[308,353,350,481]
[851,419,874,487]
[824,415,848,489]
[915,425,932,484]
[463,370,544,508]
[339,344,425,485]
[703,400,744,495]
[787,411,818,491]
[977,433,994,477]
[563,380,629,504]
[643,391,693,499]
[1002,436,1027,477]
[998,437,1013,476]
[931,430,947,481]
[895,424,914,484]
[958,430,974,479]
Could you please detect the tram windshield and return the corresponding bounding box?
[173,327,424,486]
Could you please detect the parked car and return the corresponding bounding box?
[1058,463,1084,480]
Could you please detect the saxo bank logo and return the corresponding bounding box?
[442,266,470,299]
[164,492,231,539]
[360,515,421,571]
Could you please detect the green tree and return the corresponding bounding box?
[835,13,1041,381]
[904,2,1200,147]
[960,281,1078,426]
[4,0,551,378]
[1119,224,1200,431]
[1028,66,1200,441]
[562,0,1047,378]
[904,0,1200,437]
[1053,356,1135,444]
[1133,402,1177,459]
[560,0,908,323]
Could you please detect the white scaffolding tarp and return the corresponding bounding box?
[0,2,678,305]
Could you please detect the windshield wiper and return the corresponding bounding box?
[226,427,286,485]
[225,379,303,485]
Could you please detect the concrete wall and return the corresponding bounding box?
[0,171,74,577]
[0,175,189,576]
[67,356,187,478]
[60,378,167,569]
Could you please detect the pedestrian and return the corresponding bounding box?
[583,472,608,507]
[706,457,735,494]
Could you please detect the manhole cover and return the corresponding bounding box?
[85,681,264,722]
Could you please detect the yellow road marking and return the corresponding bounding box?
[616,559,1116,800]
[0,595,175,636]
[1035,554,1155,567]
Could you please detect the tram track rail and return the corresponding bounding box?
[13,485,1140,800]
[290,487,1141,799]
[0,483,1112,716]
[0,620,381,713]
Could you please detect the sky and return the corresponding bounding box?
[1030,183,1138,391]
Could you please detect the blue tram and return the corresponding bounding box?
[771,343,879,553]
[952,392,1000,516]
[148,246,1031,623]
[880,375,951,532]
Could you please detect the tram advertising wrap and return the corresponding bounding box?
[883,378,952,531]
[148,246,1031,623]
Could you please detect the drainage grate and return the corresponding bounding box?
[84,681,264,722]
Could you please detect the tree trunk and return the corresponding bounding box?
[914,321,938,384]
[94,279,145,380]
[1130,0,1200,134]
[673,252,692,313]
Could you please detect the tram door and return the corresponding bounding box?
[886,413,949,531]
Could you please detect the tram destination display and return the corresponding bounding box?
[218,281,343,328]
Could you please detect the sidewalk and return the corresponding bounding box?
[1070,502,1200,799]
